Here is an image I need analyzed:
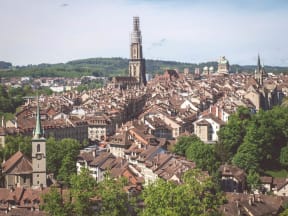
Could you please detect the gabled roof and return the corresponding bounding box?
[2,151,32,174]
[219,164,246,182]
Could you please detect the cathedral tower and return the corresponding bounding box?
[32,95,47,188]
[255,54,265,86]
[129,16,147,86]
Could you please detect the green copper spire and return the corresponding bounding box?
[33,93,43,139]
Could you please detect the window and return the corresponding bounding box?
[37,144,40,152]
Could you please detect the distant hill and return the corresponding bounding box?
[0,58,287,78]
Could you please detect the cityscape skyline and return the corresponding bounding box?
[0,0,287,66]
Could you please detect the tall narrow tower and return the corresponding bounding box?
[32,95,47,188]
[129,16,147,86]
[255,54,264,86]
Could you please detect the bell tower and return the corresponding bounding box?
[129,16,147,86]
[32,94,47,188]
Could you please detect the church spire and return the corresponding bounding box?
[33,93,43,139]
[257,54,261,72]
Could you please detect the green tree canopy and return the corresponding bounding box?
[0,135,31,163]
[185,136,218,173]
[173,135,198,156]
[246,170,260,192]
[46,137,82,185]
[216,107,251,162]
[70,168,98,216]
[97,177,134,216]
[42,187,71,216]
[141,169,224,216]
[280,146,288,168]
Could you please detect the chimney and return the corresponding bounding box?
[236,200,239,208]
[251,194,255,203]
[1,116,5,128]
[248,198,252,206]
[92,149,96,158]
[237,209,241,216]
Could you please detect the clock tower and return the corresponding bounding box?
[129,16,147,86]
[32,95,47,188]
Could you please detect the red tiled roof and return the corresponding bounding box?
[2,151,24,173]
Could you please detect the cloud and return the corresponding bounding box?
[148,38,166,51]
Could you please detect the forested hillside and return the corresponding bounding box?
[0,57,288,78]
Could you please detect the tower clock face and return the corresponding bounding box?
[36,153,42,160]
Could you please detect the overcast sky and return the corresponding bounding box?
[0,0,287,66]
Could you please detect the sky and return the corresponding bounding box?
[0,0,287,66]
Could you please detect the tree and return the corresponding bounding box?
[42,187,71,216]
[70,168,98,216]
[246,170,260,192]
[242,107,288,170]
[57,152,77,185]
[185,137,218,173]
[0,135,31,162]
[97,177,134,216]
[280,209,288,216]
[216,107,251,162]
[141,169,224,216]
[174,135,200,156]
[46,137,81,182]
[232,142,259,172]
[280,146,288,168]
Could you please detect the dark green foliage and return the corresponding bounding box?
[69,168,98,216]
[218,106,288,173]
[280,146,288,168]
[240,107,288,171]
[96,177,134,216]
[43,168,135,216]
[0,84,52,117]
[42,187,71,216]
[173,135,197,156]
[141,169,224,216]
[216,107,251,162]
[246,170,260,191]
[174,135,219,173]
[46,138,82,185]
[185,138,219,173]
[0,135,32,162]
[232,143,260,172]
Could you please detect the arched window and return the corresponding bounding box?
[37,144,40,152]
